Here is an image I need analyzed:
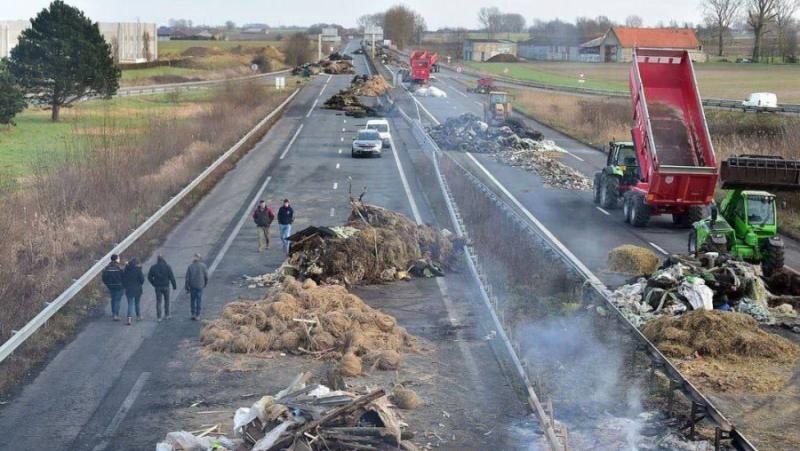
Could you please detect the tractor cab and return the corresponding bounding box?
[483,91,512,125]
[605,141,639,185]
[721,190,777,237]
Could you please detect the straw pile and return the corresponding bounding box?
[608,245,660,275]
[351,75,390,96]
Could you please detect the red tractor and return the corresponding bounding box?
[409,51,438,84]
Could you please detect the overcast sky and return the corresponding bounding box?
[1,0,707,29]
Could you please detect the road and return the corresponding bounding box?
[0,42,533,450]
[382,61,800,285]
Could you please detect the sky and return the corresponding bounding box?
[0,0,707,29]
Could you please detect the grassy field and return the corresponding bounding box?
[158,40,285,58]
[121,66,209,82]
[464,61,800,102]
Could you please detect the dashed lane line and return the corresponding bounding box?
[330,208,335,217]
[91,372,151,451]
[305,99,318,118]
[649,242,669,255]
[336,163,340,169]
[279,125,304,160]
[332,182,338,190]
[595,206,610,216]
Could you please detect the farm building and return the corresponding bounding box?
[518,36,591,62]
[582,27,705,62]
[462,39,517,62]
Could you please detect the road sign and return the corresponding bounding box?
[578,72,585,83]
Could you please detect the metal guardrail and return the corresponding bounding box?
[0,89,300,364]
[115,68,293,97]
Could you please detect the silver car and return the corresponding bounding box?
[351,129,383,158]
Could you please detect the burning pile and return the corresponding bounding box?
[156,373,416,450]
[285,201,462,285]
[201,276,416,373]
[429,114,591,190]
[350,74,390,96]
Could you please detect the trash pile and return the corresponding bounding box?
[291,63,321,76]
[202,276,416,375]
[328,51,353,61]
[285,201,462,285]
[156,373,418,451]
[607,245,660,275]
[414,86,447,98]
[608,253,797,328]
[429,114,592,190]
[350,74,390,96]
[486,53,519,63]
[321,59,354,74]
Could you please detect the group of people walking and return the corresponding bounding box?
[253,198,294,254]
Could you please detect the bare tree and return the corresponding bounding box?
[775,0,799,61]
[501,13,526,33]
[413,12,427,45]
[384,5,417,49]
[702,0,743,56]
[283,32,313,66]
[747,0,779,60]
[225,20,236,31]
[477,6,501,38]
[142,31,152,61]
[625,15,644,27]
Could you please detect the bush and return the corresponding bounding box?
[0,62,26,126]
[251,53,272,73]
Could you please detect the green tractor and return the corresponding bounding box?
[689,155,800,276]
[593,141,639,210]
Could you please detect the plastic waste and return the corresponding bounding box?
[164,431,212,451]
[678,278,713,311]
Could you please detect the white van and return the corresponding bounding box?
[365,119,391,147]
[742,92,778,111]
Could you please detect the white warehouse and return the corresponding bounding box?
[1,20,157,63]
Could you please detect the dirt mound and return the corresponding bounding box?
[486,53,519,63]
[608,245,660,275]
[201,277,417,371]
[321,60,354,74]
[286,202,462,285]
[351,75,390,96]
[329,51,353,61]
[181,46,221,57]
[642,310,799,360]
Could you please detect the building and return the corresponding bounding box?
[518,37,581,62]
[462,39,517,62]
[1,20,157,63]
[583,27,705,63]
[321,27,341,44]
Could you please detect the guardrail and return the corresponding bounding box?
[115,68,293,97]
[0,89,300,364]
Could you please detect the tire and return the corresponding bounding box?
[762,241,785,277]
[623,195,632,223]
[351,150,357,158]
[688,231,698,255]
[629,194,651,228]
[672,206,705,228]
[592,173,602,204]
[600,176,620,209]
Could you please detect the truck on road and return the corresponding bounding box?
[409,51,438,84]
[593,48,718,228]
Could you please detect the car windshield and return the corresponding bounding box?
[357,130,380,141]
[747,196,775,225]
[368,123,388,133]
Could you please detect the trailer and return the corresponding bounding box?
[593,48,718,227]
[409,51,438,84]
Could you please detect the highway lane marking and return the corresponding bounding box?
[595,207,610,216]
[363,55,372,76]
[330,208,335,217]
[473,100,483,107]
[209,176,273,274]
[386,134,423,224]
[443,80,468,97]
[338,149,342,154]
[649,242,669,255]
[280,124,304,160]
[342,128,346,132]
[411,96,440,125]
[333,182,338,190]
[91,372,151,451]
[305,99,318,118]
[464,153,603,286]
[336,163,340,169]
[565,151,585,162]
[340,137,344,142]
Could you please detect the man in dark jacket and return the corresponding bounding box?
[122,258,145,325]
[101,254,125,321]
[253,200,275,252]
[185,254,209,320]
[148,255,177,322]
[277,198,294,254]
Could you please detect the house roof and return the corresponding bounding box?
[610,27,700,49]
[580,36,605,48]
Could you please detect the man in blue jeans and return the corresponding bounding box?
[101,254,125,321]
[184,253,208,320]
[277,198,294,254]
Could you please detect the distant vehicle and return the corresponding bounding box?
[483,91,512,125]
[409,51,438,84]
[351,129,383,158]
[742,92,778,112]
[365,119,391,147]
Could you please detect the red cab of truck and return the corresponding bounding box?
[409,51,438,84]
[624,48,718,227]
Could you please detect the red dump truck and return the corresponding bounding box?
[409,51,438,84]
[593,48,718,227]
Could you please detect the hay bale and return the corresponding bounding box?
[391,386,419,409]
[608,245,660,275]
[366,349,401,370]
[279,330,301,352]
[374,313,396,332]
[313,330,336,350]
[302,278,317,289]
[338,352,362,377]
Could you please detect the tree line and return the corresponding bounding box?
[703,0,798,61]
[358,5,427,49]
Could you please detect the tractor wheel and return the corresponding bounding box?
[762,241,785,277]
[623,194,632,223]
[672,206,705,228]
[592,173,602,204]
[688,231,698,255]
[629,194,651,228]
[600,176,619,209]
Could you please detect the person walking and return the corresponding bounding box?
[148,255,177,322]
[253,200,275,252]
[277,198,294,254]
[122,257,145,325]
[185,254,208,320]
[101,254,125,321]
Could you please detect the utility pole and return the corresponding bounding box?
[371,31,375,59]
[318,33,322,61]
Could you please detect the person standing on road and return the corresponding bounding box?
[102,254,125,321]
[278,198,294,254]
[253,200,275,252]
[122,257,145,325]
[185,254,208,320]
[148,255,177,322]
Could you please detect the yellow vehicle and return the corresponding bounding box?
[484,91,512,125]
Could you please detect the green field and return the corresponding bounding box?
[464,61,800,102]
[121,66,209,82]
[158,40,285,58]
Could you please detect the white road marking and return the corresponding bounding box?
[473,100,483,107]
[343,119,347,123]
[565,151,585,162]
[363,55,372,76]
[411,96,440,125]
[342,128,346,132]
[279,124,304,160]
[595,206,610,216]
[209,176,273,273]
[332,182,338,190]
[340,137,344,142]
[336,163,340,169]
[387,135,423,223]
[91,372,151,451]
[338,149,342,154]
[464,153,603,287]
[305,99,318,118]
[648,242,669,255]
[330,208,335,217]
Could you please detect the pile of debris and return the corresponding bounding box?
[608,253,798,328]
[328,51,353,61]
[291,63,321,76]
[285,201,462,285]
[156,373,419,451]
[321,59,354,74]
[202,276,416,375]
[429,114,591,190]
[486,53,519,63]
[351,74,390,96]
[607,245,660,275]
[322,90,379,117]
